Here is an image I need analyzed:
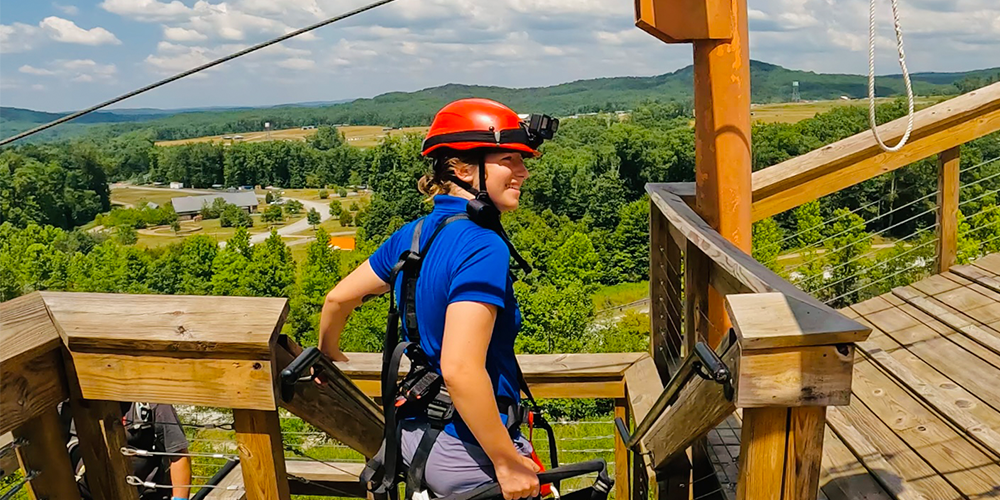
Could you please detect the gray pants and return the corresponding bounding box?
[400,420,535,497]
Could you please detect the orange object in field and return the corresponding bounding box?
[327,236,355,250]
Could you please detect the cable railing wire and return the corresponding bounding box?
[807,235,937,296]
[959,155,1000,174]
[758,198,882,251]
[811,223,937,284]
[825,257,933,305]
[0,0,404,146]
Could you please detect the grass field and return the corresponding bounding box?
[154,125,429,148]
[750,96,948,124]
[593,282,649,311]
[110,185,196,208]
[133,214,303,249]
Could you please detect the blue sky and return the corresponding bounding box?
[1,0,998,112]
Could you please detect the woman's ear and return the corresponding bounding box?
[452,162,477,185]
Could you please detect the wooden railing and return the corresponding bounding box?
[638,82,1000,500]
[0,291,666,500]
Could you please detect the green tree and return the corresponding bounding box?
[308,126,347,151]
[547,232,602,288]
[348,170,363,187]
[329,200,343,218]
[220,204,253,228]
[821,209,872,305]
[171,220,181,233]
[266,191,274,204]
[318,189,329,199]
[115,224,138,245]
[263,205,284,224]
[287,228,342,344]
[752,217,784,273]
[340,211,354,227]
[307,208,321,229]
[609,199,650,282]
[794,200,823,248]
[349,201,360,212]
[244,229,295,297]
[587,169,627,230]
[515,282,593,353]
[286,199,304,215]
[338,187,348,197]
[211,228,252,296]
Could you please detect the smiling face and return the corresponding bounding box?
[482,150,529,212]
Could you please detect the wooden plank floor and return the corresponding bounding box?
[706,253,1000,499]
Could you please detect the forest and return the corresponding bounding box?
[3,97,1000,379]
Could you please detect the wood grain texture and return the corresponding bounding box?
[642,342,738,469]
[0,292,62,365]
[623,356,662,500]
[685,242,711,352]
[850,353,1000,496]
[972,253,1000,275]
[615,399,630,500]
[70,352,276,410]
[41,291,287,357]
[647,186,870,344]
[0,348,68,435]
[275,337,383,458]
[826,405,952,500]
[849,312,1000,458]
[66,398,139,500]
[726,293,871,349]
[892,285,1000,356]
[0,433,18,481]
[634,0,733,42]
[735,407,786,500]
[818,428,893,500]
[735,345,854,408]
[951,264,1000,295]
[783,407,826,500]
[234,409,290,500]
[937,147,961,273]
[285,461,367,497]
[12,407,83,500]
[751,82,1000,220]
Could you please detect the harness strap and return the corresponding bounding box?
[376,341,414,497]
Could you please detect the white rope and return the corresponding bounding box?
[868,0,915,152]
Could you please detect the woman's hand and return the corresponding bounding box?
[494,455,540,500]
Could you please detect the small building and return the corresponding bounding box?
[327,236,356,251]
[169,182,184,189]
[170,192,259,220]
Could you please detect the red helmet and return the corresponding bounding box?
[421,98,541,158]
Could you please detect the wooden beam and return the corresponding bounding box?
[651,203,684,380]
[12,407,82,500]
[624,355,663,500]
[0,293,70,435]
[634,0,732,43]
[40,292,288,357]
[685,243,712,351]
[937,146,962,273]
[641,342,738,469]
[275,337,383,458]
[725,293,871,350]
[66,398,139,500]
[735,345,854,408]
[783,407,826,500]
[736,407,787,500]
[234,409,290,500]
[751,82,1000,220]
[70,352,277,410]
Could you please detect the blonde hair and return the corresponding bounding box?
[418,151,481,197]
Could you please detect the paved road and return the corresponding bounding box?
[249,197,334,244]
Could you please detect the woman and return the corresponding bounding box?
[318,98,549,499]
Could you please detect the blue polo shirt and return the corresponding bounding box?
[369,195,522,442]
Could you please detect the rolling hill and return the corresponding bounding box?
[2,61,996,144]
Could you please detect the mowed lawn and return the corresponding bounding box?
[110,185,194,208]
[751,95,947,124]
[154,125,429,148]
[134,215,304,249]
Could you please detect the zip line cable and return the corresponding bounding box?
[868,0,914,152]
[0,0,402,146]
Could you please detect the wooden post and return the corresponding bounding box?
[783,407,827,500]
[692,0,753,348]
[614,398,630,500]
[684,243,711,353]
[736,407,786,500]
[12,407,83,500]
[937,146,961,272]
[651,204,684,381]
[67,398,140,500]
[234,409,291,500]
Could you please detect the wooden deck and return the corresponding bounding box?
[706,253,1000,499]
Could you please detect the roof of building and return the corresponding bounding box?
[171,192,259,214]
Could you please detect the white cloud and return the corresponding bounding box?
[31,84,46,91]
[100,0,191,22]
[0,23,43,53]
[276,57,315,70]
[40,17,121,45]
[54,3,81,15]
[164,26,209,42]
[19,65,57,76]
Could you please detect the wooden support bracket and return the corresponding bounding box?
[12,407,83,500]
[234,409,291,500]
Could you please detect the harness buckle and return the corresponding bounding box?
[425,387,454,425]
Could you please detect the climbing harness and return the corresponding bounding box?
[868,0,914,152]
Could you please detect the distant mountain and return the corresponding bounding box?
[2,61,997,144]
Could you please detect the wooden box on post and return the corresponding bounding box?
[726,292,869,408]
[41,292,289,411]
[634,0,733,43]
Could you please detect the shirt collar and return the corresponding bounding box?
[432,195,470,215]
